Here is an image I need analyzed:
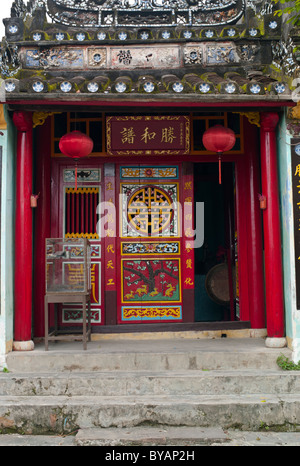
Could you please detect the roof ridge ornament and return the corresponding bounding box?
[0,38,20,78]
[11,0,44,17]
[45,0,245,27]
[48,0,240,8]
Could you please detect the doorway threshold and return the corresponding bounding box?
[90,321,267,341]
[94,321,250,334]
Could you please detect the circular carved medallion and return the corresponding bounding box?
[127,185,174,236]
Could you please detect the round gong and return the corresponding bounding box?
[205,263,235,306]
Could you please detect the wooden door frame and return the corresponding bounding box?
[49,154,251,329]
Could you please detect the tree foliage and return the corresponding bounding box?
[273,0,300,26]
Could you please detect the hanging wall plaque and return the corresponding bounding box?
[106,115,190,156]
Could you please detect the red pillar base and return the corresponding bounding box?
[13,341,34,352]
[265,337,287,348]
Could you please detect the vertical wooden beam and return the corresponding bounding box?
[260,112,285,341]
[33,118,52,338]
[244,117,265,329]
[222,163,235,321]
[235,157,250,322]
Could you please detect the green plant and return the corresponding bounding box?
[259,421,270,431]
[277,354,300,370]
[2,367,9,373]
[273,0,300,27]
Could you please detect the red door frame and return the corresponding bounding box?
[46,155,254,326]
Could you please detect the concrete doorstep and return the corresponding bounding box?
[1,427,300,446]
[75,426,300,447]
[75,426,230,446]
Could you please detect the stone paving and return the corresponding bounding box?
[1,429,300,446]
[1,336,299,446]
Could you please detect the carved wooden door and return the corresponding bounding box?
[53,162,104,328]
[117,163,194,324]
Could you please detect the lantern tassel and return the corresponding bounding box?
[218,154,222,184]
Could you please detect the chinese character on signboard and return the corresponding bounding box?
[106,116,190,155]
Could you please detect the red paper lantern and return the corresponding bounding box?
[202,125,236,184]
[59,131,94,189]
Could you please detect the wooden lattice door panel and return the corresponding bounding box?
[120,182,179,238]
[65,187,99,239]
[126,185,176,236]
[117,164,192,324]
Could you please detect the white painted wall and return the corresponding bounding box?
[0,105,15,369]
[0,1,13,40]
[278,110,300,363]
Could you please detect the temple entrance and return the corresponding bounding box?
[47,111,243,332]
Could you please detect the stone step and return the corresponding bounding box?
[75,426,230,446]
[5,340,291,373]
[1,370,300,397]
[74,427,300,447]
[2,428,300,446]
[1,394,300,434]
[2,339,296,437]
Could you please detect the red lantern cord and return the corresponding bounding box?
[202,125,236,184]
[59,131,94,190]
[75,162,78,191]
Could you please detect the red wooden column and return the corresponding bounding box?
[260,112,286,346]
[244,118,265,329]
[13,111,34,351]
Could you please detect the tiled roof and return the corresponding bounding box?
[1,0,298,103]
[2,70,290,101]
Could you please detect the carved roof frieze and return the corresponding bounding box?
[19,42,261,71]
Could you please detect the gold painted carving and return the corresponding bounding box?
[122,307,181,319]
[234,111,260,127]
[0,104,7,130]
[66,187,99,194]
[288,102,300,120]
[33,111,61,128]
[65,232,99,239]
